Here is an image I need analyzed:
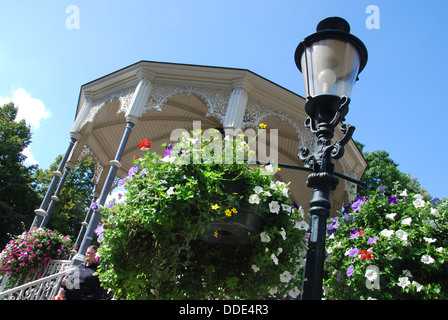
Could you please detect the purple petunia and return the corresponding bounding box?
[94,224,104,243]
[388,196,398,204]
[367,236,378,244]
[347,265,354,277]
[348,229,360,239]
[118,179,126,187]
[164,143,175,158]
[91,202,99,211]
[126,164,139,179]
[348,248,359,257]
[351,199,364,212]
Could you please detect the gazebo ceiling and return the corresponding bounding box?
[69,61,366,217]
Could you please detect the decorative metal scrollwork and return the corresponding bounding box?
[298,95,355,171]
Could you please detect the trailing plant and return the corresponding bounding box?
[0,227,76,283]
[324,185,447,299]
[95,126,308,300]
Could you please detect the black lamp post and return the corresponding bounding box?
[294,17,368,300]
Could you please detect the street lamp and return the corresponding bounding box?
[294,17,368,299]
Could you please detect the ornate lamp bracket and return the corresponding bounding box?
[298,96,355,172]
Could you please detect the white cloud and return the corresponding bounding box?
[0,88,51,130]
[22,146,38,166]
[1,88,51,167]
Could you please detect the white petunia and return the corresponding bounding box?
[288,287,301,299]
[253,186,263,194]
[280,271,293,283]
[401,217,412,226]
[252,264,260,272]
[249,194,261,204]
[395,230,408,243]
[430,208,440,217]
[365,268,379,282]
[424,237,437,244]
[403,270,413,277]
[279,228,287,240]
[413,196,426,208]
[294,220,309,231]
[397,276,410,289]
[386,213,397,220]
[166,187,175,196]
[380,229,394,238]
[269,201,280,214]
[421,255,434,265]
[260,231,271,243]
[400,189,408,197]
[271,253,279,265]
[412,281,423,292]
[268,287,278,295]
[281,204,292,213]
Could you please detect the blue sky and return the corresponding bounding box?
[1,0,447,199]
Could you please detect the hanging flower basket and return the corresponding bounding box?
[94,127,309,300]
[202,202,268,244]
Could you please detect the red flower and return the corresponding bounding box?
[139,139,152,150]
[360,249,374,260]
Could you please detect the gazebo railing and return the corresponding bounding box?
[0,266,77,300]
[0,260,74,300]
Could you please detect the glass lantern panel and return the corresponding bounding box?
[301,39,360,98]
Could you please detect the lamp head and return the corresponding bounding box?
[295,17,368,99]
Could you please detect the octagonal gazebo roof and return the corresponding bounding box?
[67,60,366,217]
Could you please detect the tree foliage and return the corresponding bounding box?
[33,155,95,237]
[0,103,40,247]
[355,141,428,198]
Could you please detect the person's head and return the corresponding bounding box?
[85,245,98,265]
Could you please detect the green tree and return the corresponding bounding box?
[33,155,96,237]
[0,103,41,247]
[355,141,428,197]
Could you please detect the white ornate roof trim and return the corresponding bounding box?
[144,82,231,124]
[243,95,316,151]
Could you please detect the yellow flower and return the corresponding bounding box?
[237,133,245,138]
[231,207,238,214]
[211,204,220,210]
[259,123,267,129]
[214,231,218,238]
[225,209,232,217]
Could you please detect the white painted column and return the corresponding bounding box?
[30,133,81,229]
[74,73,153,260]
[223,79,252,131]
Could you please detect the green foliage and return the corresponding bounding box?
[33,155,95,236]
[95,129,308,300]
[0,103,40,247]
[355,141,428,197]
[324,185,448,300]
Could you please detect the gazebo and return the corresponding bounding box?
[31,60,366,259]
